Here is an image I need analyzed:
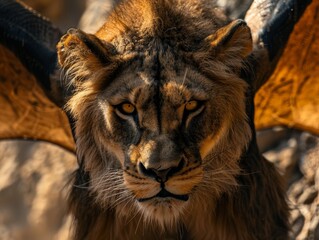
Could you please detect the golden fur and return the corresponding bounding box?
[57,0,289,239]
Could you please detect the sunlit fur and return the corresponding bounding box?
[57,0,289,239]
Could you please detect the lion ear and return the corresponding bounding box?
[57,28,116,88]
[207,20,252,61]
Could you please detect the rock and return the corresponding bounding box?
[263,131,300,182]
[265,130,319,240]
[288,178,308,201]
[78,0,117,33]
[299,132,319,182]
[257,127,290,153]
[0,140,76,240]
[297,187,318,205]
[216,0,252,19]
[290,208,305,237]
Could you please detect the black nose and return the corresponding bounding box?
[139,159,185,182]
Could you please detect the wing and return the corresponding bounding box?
[0,0,74,151]
[243,0,318,134]
[254,0,319,134]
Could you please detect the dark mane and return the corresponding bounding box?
[97,0,227,53]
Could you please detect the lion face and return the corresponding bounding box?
[99,63,213,225]
[57,2,253,228]
[85,58,248,226]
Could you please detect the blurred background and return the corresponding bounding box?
[0,0,318,239]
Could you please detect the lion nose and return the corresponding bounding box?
[139,159,184,182]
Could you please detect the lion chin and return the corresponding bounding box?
[136,194,189,228]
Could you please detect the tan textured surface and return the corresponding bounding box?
[0,45,75,151]
[0,140,76,240]
[255,0,319,134]
[264,131,319,239]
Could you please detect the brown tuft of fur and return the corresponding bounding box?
[57,0,289,239]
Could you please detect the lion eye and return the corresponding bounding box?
[120,103,136,114]
[185,100,199,111]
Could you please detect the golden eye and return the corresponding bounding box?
[120,103,135,114]
[185,100,199,111]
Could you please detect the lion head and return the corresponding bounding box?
[56,0,278,238]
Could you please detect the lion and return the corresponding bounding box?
[57,0,289,239]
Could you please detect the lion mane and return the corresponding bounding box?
[57,0,289,239]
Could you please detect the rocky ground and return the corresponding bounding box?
[0,129,318,239]
[262,130,319,239]
[0,140,75,240]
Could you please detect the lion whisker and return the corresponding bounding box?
[135,206,145,234]
[112,194,134,208]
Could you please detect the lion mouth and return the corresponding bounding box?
[138,188,189,202]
